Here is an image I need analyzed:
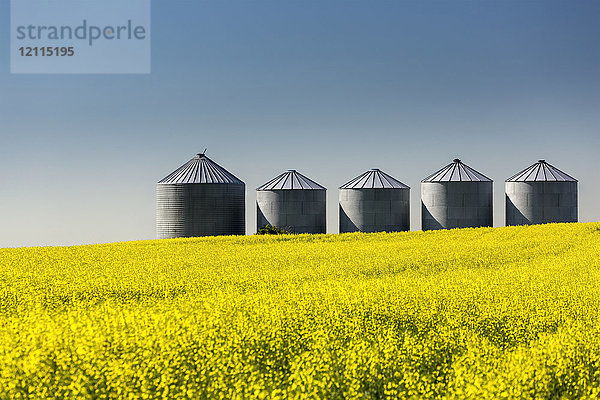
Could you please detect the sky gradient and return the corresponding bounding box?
[1,0,599,247]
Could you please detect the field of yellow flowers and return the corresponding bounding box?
[1,222,600,399]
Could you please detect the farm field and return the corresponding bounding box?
[1,223,600,399]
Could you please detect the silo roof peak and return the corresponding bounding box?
[422,160,492,182]
[257,170,325,190]
[506,160,576,182]
[195,148,208,158]
[158,153,244,184]
[340,169,409,189]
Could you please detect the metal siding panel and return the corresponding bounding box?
[339,188,409,233]
[157,184,245,238]
[256,189,326,233]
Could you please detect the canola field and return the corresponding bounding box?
[1,223,600,399]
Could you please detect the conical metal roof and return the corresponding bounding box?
[340,169,409,189]
[257,170,326,190]
[422,159,492,182]
[506,160,577,182]
[158,153,244,184]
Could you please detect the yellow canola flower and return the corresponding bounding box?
[0,223,599,399]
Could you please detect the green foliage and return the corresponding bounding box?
[256,224,292,235]
[0,223,600,399]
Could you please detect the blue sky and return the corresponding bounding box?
[1,0,599,247]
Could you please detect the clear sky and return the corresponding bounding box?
[1,0,599,247]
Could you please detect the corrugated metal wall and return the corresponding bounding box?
[506,181,578,226]
[421,181,493,230]
[256,190,326,234]
[157,184,245,238]
[339,188,410,233]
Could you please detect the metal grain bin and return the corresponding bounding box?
[256,170,326,234]
[156,153,245,238]
[339,169,410,233]
[505,160,577,226]
[421,159,493,230]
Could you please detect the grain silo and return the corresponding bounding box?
[505,160,577,226]
[421,159,493,230]
[256,170,326,234]
[156,152,245,238]
[339,169,410,233]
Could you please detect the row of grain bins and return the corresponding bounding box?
[156,153,578,238]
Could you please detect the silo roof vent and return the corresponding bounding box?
[340,169,410,189]
[506,160,577,182]
[422,159,492,182]
[257,170,326,190]
[158,153,244,184]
